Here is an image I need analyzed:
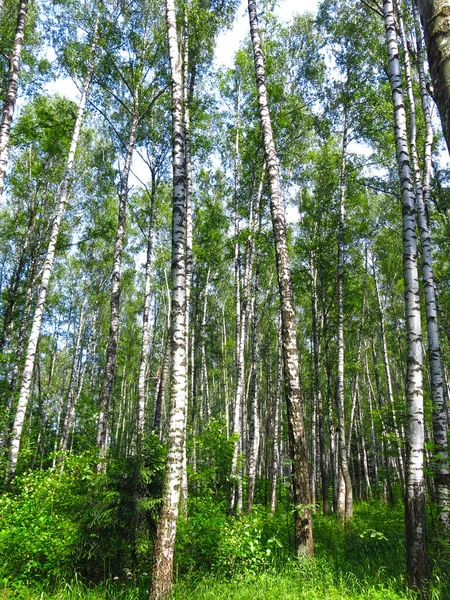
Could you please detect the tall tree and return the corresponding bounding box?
[382,0,428,591]
[6,21,98,480]
[247,0,313,555]
[150,0,187,595]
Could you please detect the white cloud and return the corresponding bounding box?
[44,77,79,101]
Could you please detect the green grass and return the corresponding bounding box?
[0,500,447,600]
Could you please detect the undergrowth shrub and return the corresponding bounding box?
[176,501,288,578]
[0,438,165,584]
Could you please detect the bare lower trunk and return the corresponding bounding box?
[59,304,85,453]
[0,0,28,199]
[138,179,156,440]
[247,270,260,512]
[399,0,449,522]
[248,0,313,555]
[150,0,187,596]
[383,1,428,590]
[153,331,171,437]
[6,43,96,480]
[270,324,282,513]
[311,251,329,514]
[365,358,380,491]
[372,258,405,486]
[336,110,352,520]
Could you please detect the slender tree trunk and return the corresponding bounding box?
[248,0,313,555]
[153,329,171,437]
[5,41,96,480]
[372,258,405,486]
[416,0,450,154]
[311,251,329,515]
[231,86,244,513]
[60,312,96,458]
[180,6,194,511]
[138,177,156,440]
[383,1,428,590]
[58,303,85,455]
[150,0,187,595]
[247,266,260,512]
[270,323,282,513]
[357,393,371,499]
[0,0,28,199]
[398,0,449,522]
[96,91,140,462]
[336,108,353,520]
[365,358,380,492]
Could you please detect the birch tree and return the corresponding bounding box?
[150,0,187,595]
[248,0,313,555]
[5,23,98,480]
[0,0,28,199]
[416,0,450,154]
[382,0,428,590]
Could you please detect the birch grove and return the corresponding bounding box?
[0,0,449,597]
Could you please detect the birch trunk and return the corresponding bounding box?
[247,268,260,512]
[0,0,28,199]
[96,92,140,461]
[365,358,380,491]
[231,87,244,513]
[416,0,450,154]
[59,303,85,454]
[248,0,313,555]
[336,110,353,520]
[180,6,194,511]
[311,251,329,514]
[60,313,96,458]
[5,40,96,480]
[383,0,428,589]
[398,0,449,522]
[152,330,171,437]
[137,177,156,440]
[372,259,405,485]
[150,0,187,595]
[270,323,282,513]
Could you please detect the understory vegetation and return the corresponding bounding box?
[0,444,448,599]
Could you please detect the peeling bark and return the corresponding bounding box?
[248,0,313,555]
[383,0,428,590]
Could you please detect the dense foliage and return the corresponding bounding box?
[0,0,449,597]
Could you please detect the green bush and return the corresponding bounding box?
[0,454,99,581]
[0,439,165,584]
[176,501,288,578]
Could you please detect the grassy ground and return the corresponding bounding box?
[0,500,447,599]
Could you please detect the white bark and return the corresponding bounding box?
[383,0,428,589]
[6,36,97,480]
[336,109,352,520]
[248,0,313,555]
[398,0,449,522]
[137,181,156,440]
[270,324,282,513]
[150,0,187,595]
[231,87,244,512]
[0,0,28,199]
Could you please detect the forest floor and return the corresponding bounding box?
[0,500,447,600]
